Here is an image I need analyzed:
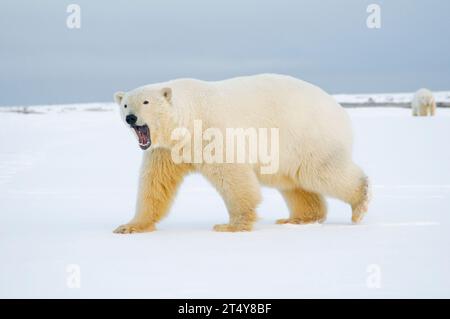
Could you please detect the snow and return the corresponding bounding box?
[1,104,450,298]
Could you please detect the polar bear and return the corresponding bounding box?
[113,74,370,233]
[412,88,436,116]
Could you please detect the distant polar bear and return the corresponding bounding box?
[412,88,436,116]
[113,74,370,233]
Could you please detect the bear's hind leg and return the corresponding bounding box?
[276,188,327,225]
[200,164,261,232]
[307,162,370,224]
[350,175,371,223]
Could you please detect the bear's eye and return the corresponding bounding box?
[124,104,127,108]
[143,100,149,105]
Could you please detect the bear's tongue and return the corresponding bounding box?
[133,125,151,150]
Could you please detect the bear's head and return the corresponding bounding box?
[114,87,175,150]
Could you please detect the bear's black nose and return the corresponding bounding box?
[126,114,137,126]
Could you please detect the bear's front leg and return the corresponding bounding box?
[200,164,262,232]
[114,148,192,234]
[430,101,436,116]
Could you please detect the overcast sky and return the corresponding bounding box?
[0,0,449,106]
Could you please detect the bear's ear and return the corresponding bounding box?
[161,87,172,104]
[114,91,125,105]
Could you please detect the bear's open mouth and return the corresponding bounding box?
[132,125,151,150]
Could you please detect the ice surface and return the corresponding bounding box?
[0,104,449,298]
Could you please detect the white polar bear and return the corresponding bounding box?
[412,88,436,116]
[113,74,370,233]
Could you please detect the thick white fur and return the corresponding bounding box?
[412,88,436,116]
[113,74,370,233]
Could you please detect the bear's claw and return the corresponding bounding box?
[276,218,323,225]
[113,223,155,234]
[213,223,252,232]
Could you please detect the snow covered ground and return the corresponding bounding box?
[1,104,450,298]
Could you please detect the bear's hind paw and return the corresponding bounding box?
[351,210,367,224]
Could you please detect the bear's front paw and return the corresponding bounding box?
[213,223,253,232]
[113,223,155,234]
